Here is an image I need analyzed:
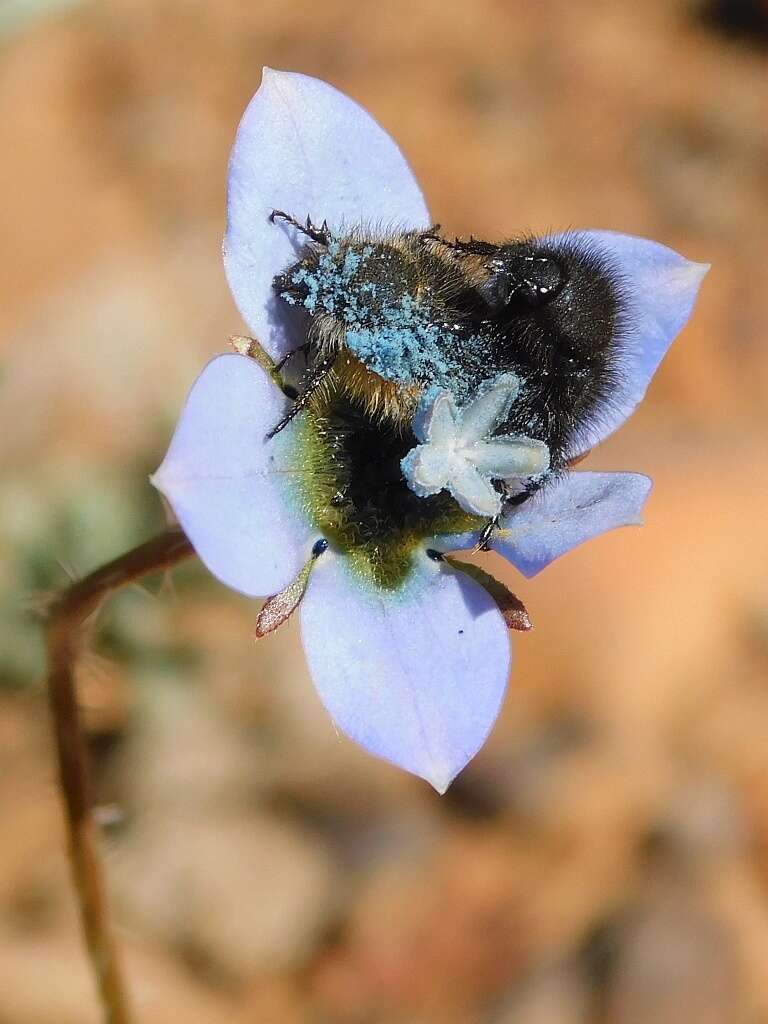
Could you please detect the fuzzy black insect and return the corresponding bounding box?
[268,211,626,537]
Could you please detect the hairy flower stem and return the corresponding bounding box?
[45,526,195,1024]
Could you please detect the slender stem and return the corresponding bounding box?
[45,526,195,1024]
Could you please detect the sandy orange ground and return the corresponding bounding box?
[1,1,768,1021]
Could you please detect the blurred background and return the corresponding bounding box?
[2,0,768,1020]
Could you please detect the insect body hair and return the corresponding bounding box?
[273,225,482,427]
[272,219,627,468]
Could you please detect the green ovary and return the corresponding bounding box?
[287,395,482,590]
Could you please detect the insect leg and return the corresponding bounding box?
[476,485,536,552]
[265,355,336,439]
[274,342,310,373]
[416,224,443,244]
[270,210,331,246]
[440,235,497,257]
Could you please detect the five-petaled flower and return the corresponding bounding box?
[152,69,707,792]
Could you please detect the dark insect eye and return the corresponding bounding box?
[479,255,565,314]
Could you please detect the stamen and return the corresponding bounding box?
[229,334,297,399]
[254,540,328,639]
[445,557,533,631]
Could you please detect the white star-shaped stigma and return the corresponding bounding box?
[401,374,550,518]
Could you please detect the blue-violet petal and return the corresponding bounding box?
[300,550,510,792]
[493,470,652,577]
[224,68,431,360]
[548,230,708,456]
[152,354,313,596]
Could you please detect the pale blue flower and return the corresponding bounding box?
[153,69,708,791]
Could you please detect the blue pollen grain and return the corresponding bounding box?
[345,294,454,385]
[290,243,367,316]
[285,243,489,399]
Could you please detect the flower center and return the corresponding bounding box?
[291,393,482,589]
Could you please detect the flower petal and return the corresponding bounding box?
[300,551,510,792]
[457,373,520,443]
[413,388,458,445]
[468,436,550,478]
[400,444,451,497]
[224,69,431,360]
[493,471,652,577]
[548,230,708,456]
[151,354,314,597]
[447,461,503,517]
